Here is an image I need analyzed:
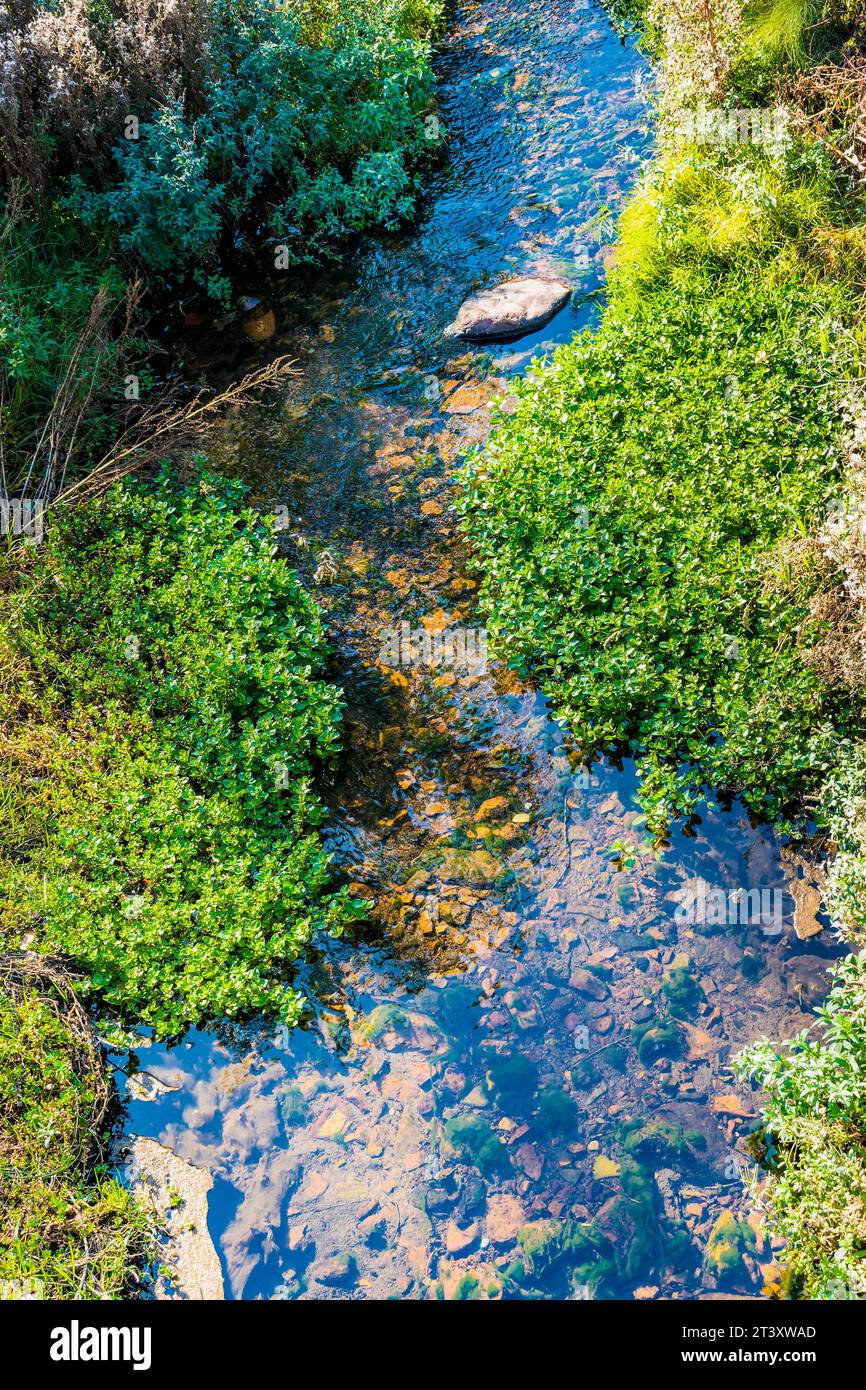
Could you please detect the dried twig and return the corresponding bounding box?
[0,952,111,1154]
[50,354,298,510]
[791,56,866,183]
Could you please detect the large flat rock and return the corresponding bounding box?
[126,1136,224,1300]
[444,277,572,341]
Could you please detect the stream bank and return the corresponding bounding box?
[122,0,841,1300]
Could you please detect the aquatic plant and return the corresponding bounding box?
[355,1003,412,1042]
[443,1114,511,1176]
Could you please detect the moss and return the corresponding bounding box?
[621,1117,701,1162]
[705,1211,757,1278]
[452,1272,481,1300]
[632,1019,682,1066]
[517,1217,615,1290]
[536,1085,579,1135]
[443,1114,510,1176]
[661,966,701,1018]
[356,1003,411,1043]
[485,1050,538,1105]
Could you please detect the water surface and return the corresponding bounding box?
[123,0,836,1301]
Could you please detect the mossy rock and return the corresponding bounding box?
[621,1116,705,1162]
[705,1210,757,1277]
[740,952,766,982]
[662,966,700,1017]
[632,1019,681,1065]
[355,1003,411,1043]
[604,1045,628,1072]
[279,1085,309,1126]
[486,1050,538,1104]
[517,1217,614,1286]
[537,1085,579,1135]
[443,1114,510,1176]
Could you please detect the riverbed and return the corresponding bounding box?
[121,0,838,1300]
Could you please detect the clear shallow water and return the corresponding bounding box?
[121,0,838,1300]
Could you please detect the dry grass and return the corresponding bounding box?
[48,352,298,510]
[0,952,152,1298]
[791,55,866,183]
[0,952,111,1148]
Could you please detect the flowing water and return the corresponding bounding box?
[121,0,839,1300]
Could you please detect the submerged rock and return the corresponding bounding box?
[240,296,277,342]
[789,874,824,940]
[444,277,572,341]
[445,1218,479,1255]
[312,1252,358,1287]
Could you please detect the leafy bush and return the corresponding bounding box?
[820,745,866,943]
[458,278,857,831]
[86,0,438,289]
[2,0,442,298]
[736,952,866,1297]
[0,468,363,1035]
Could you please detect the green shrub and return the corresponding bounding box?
[0,199,133,484]
[459,277,857,832]
[71,0,441,297]
[0,468,363,1035]
[821,745,866,943]
[736,952,866,1297]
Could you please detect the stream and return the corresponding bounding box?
[121,0,839,1300]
